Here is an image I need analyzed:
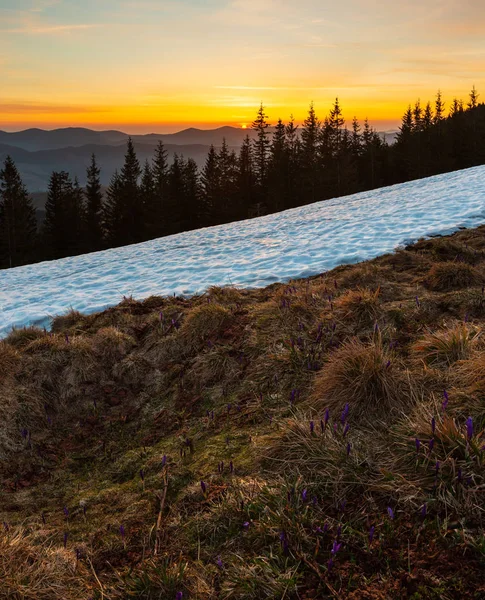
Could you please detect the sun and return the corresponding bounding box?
[241,123,247,129]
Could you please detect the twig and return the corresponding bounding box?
[154,471,169,555]
[87,557,105,600]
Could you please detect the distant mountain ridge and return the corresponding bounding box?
[0,140,240,192]
[0,126,259,152]
[0,125,398,192]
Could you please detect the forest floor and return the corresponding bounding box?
[2,225,485,599]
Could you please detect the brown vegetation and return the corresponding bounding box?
[2,226,485,598]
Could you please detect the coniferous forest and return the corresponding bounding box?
[1,88,484,270]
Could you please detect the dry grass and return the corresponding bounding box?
[4,326,46,348]
[51,309,85,333]
[0,528,93,599]
[181,303,233,344]
[312,336,413,420]
[334,287,380,327]
[425,261,482,291]
[0,342,20,383]
[91,327,136,362]
[412,322,481,366]
[456,350,485,394]
[3,226,485,598]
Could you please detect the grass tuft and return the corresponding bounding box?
[312,336,413,420]
[412,323,481,366]
[425,261,482,291]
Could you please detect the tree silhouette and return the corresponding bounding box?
[85,154,104,251]
[0,156,37,268]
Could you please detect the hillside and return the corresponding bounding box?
[2,224,485,598]
[0,141,236,192]
[0,125,398,192]
[2,165,485,337]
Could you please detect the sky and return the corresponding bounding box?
[0,0,484,133]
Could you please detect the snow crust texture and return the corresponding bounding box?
[1,166,485,336]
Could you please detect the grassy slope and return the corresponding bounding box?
[2,227,485,599]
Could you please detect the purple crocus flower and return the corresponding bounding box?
[387,507,394,520]
[435,460,440,475]
[415,296,420,308]
[324,408,330,426]
[120,525,125,539]
[302,488,308,502]
[385,360,391,369]
[341,403,349,424]
[310,421,315,434]
[431,417,436,435]
[415,438,421,453]
[161,455,167,467]
[63,506,69,519]
[457,467,463,483]
[428,438,434,452]
[346,442,351,456]
[331,540,342,555]
[466,417,473,440]
[343,423,350,437]
[243,521,250,529]
[327,558,334,570]
[200,481,207,494]
[63,532,68,548]
[369,525,375,543]
[421,503,427,518]
[216,556,224,569]
[176,593,183,600]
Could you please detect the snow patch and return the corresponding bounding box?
[1,166,485,337]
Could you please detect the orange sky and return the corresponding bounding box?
[1,0,484,133]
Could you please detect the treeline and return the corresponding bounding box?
[1,88,485,269]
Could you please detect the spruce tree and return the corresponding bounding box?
[103,170,123,247]
[85,154,104,251]
[238,136,255,217]
[151,141,169,237]
[217,139,239,222]
[119,138,143,244]
[468,85,479,110]
[140,160,156,239]
[434,90,445,124]
[0,156,37,268]
[267,118,288,213]
[285,116,301,209]
[71,177,86,254]
[251,104,271,212]
[200,145,220,225]
[167,154,185,234]
[301,102,321,204]
[182,158,200,231]
[43,171,82,259]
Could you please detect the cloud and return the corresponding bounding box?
[0,23,102,34]
[0,102,112,114]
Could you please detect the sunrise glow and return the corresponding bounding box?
[1,1,484,132]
